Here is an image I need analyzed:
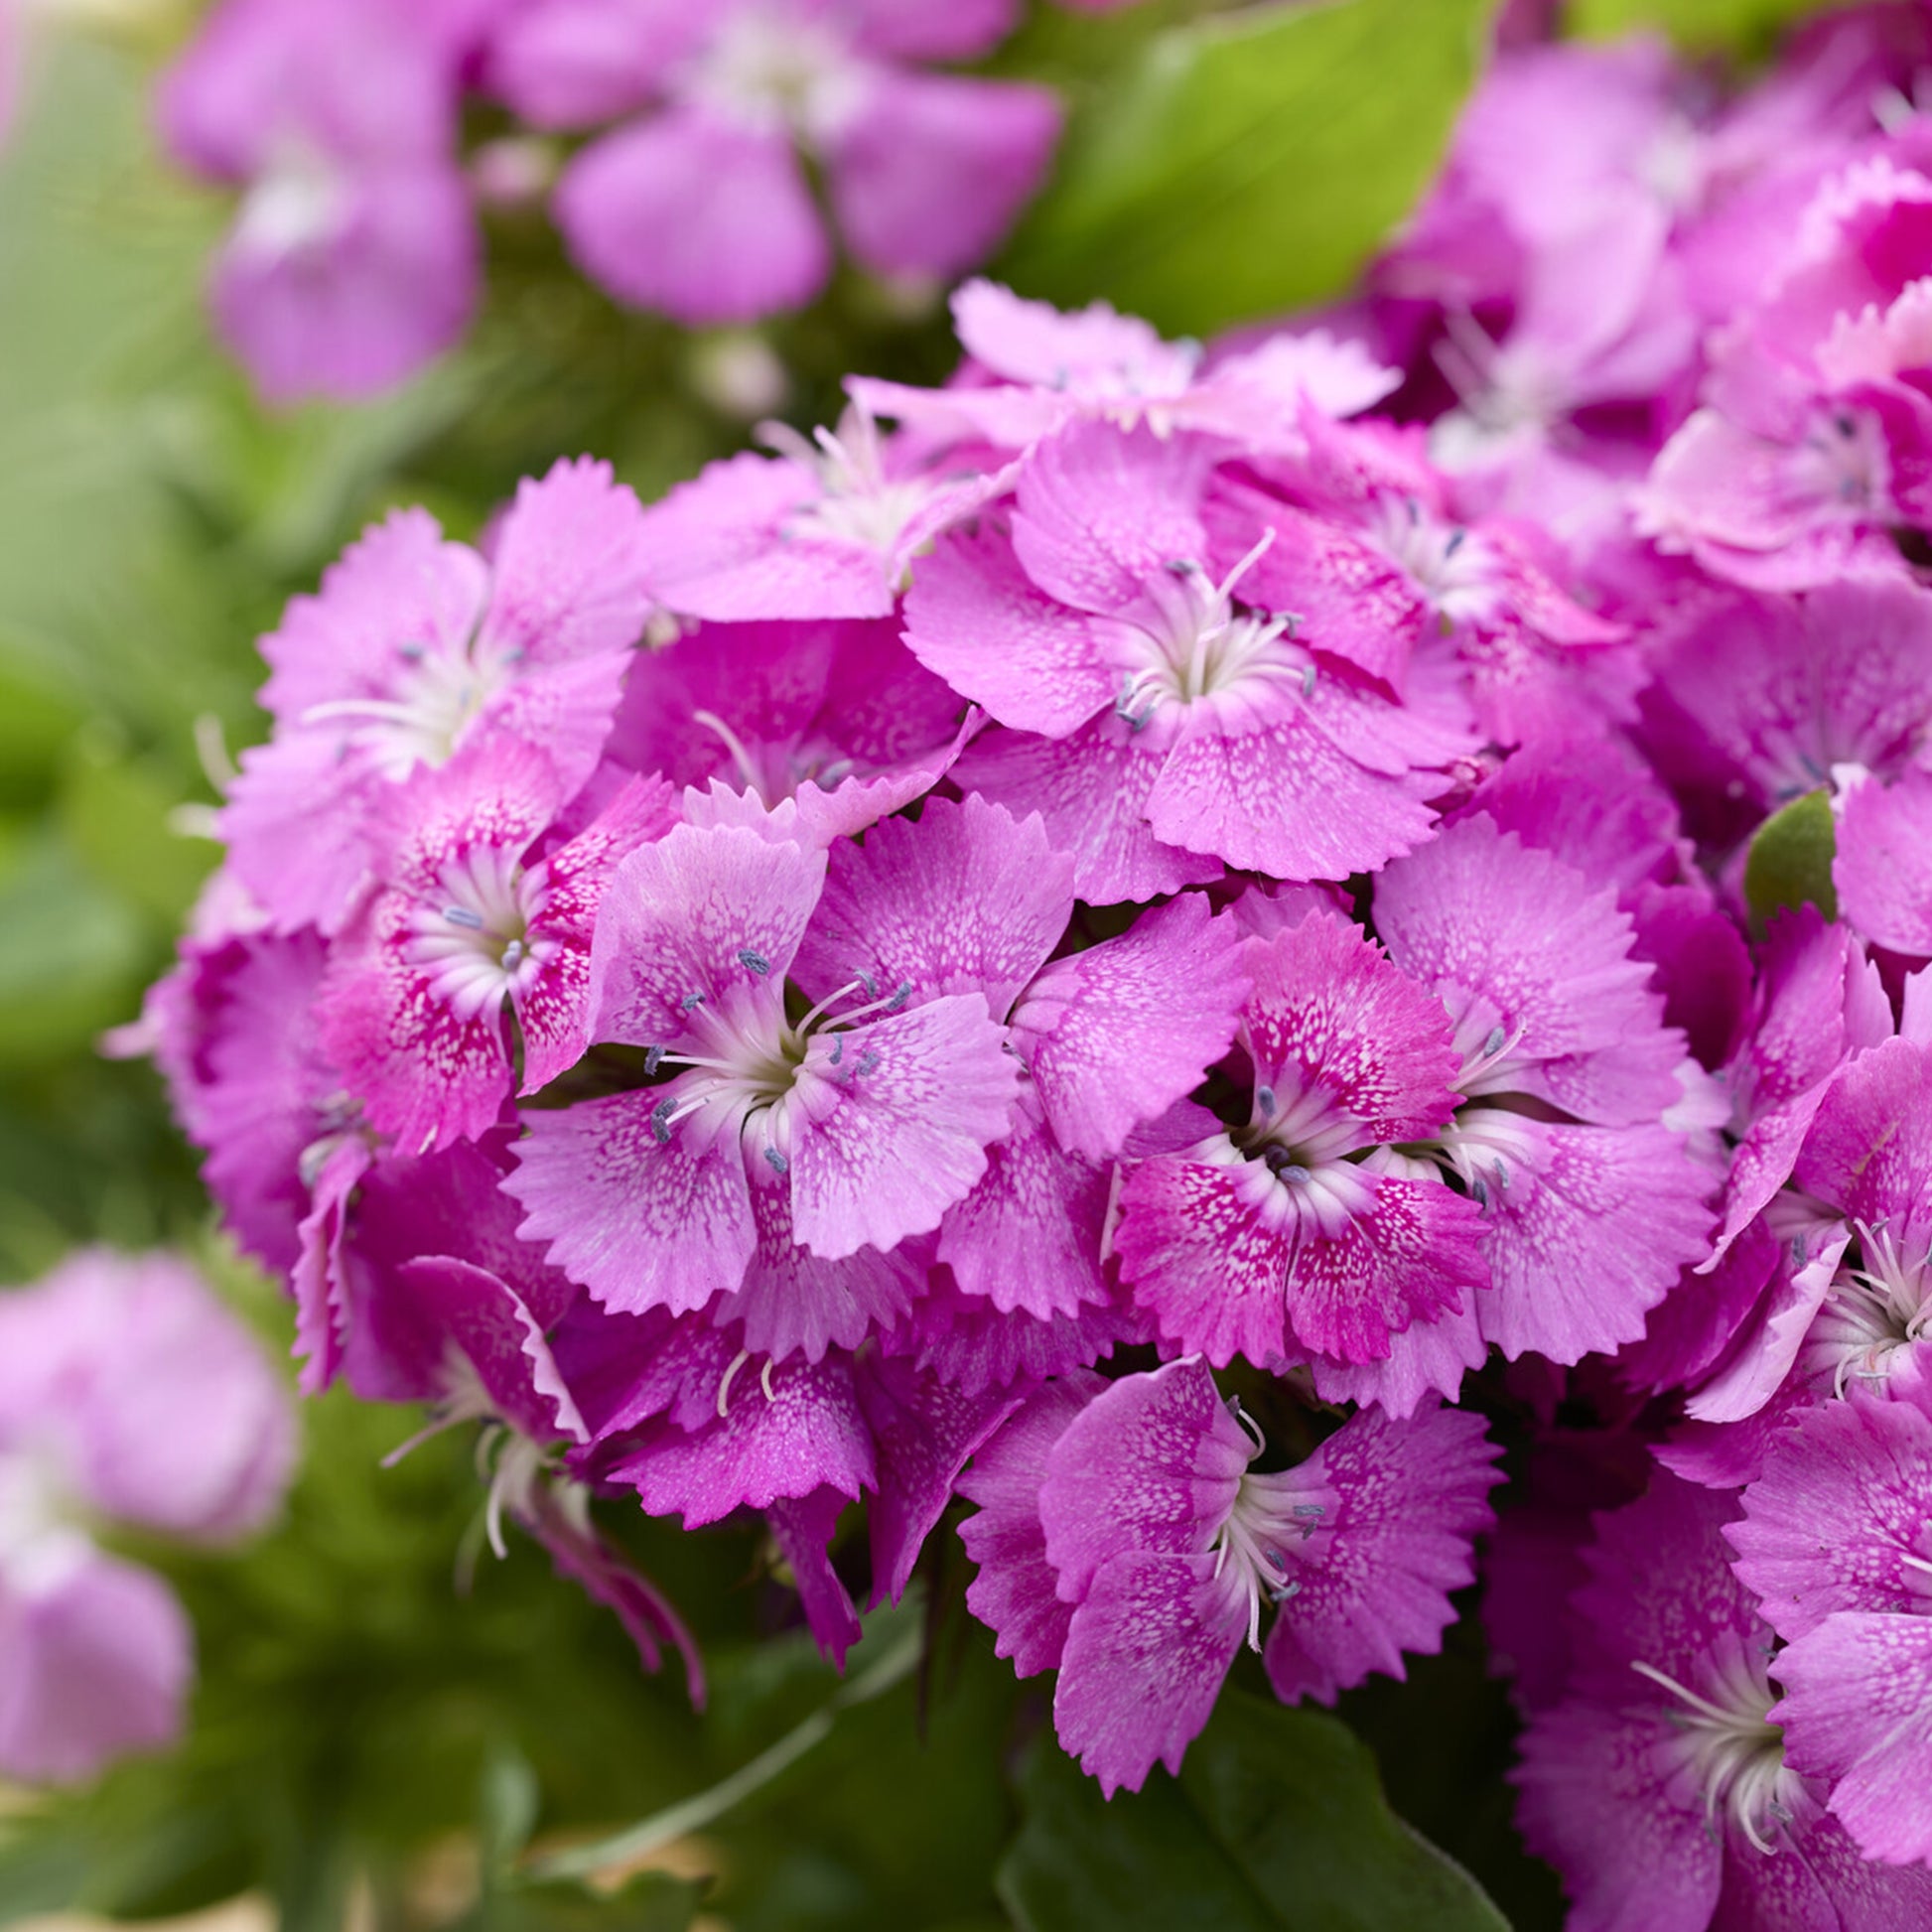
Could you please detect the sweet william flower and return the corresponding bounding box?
[223,458,657,934]
[958,1357,1498,1795]
[904,420,1467,893]
[316,737,675,1156]
[1515,1468,1932,1930]
[1115,902,1485,1376]
[0,1251,295,1783]
[159,0,482,402]
[486,0,1058,325]
[506,809,1020,1361]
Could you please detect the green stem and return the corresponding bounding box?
[523,1624,923,1886]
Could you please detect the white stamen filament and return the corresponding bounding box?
[1629,1652,1793,1856]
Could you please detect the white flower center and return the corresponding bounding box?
[1631,1634,1796,1856]
[642,964,912,1171]
[0,1448,92,1599]
[1364,493,1500,624]
[759,410,933,565]
[232,135,350,263]
[1805,1220,1932,1395]
[303,634,511,782]
[1100,537,1304,739]
[406,846,556,1022]
[691,6,865,142]
[1208,1405,1337,1652]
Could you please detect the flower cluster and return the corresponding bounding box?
[0,1250,293,1783]
[156,0,1082,402]
[115,1,1932,1915]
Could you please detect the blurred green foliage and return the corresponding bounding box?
[0,1,1856,1926]
[1567,0,1852,55]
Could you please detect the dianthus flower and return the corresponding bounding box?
[0,1251,294,1783]
[222,459,655,934]
[1516,1469,1932,1928]
[851,278,1398,455]
[486,0,1058,324]
[158,0,483,402]
[905,420,1467,897]
[1730,1381,1932,1866]
[958,1358,1498,1794]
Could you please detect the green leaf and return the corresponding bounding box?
[1566,0,1846,58]
[1744,787,1839,928]
[60,730,216,928]
[998,1691,1509,1932]
[0,828,148,1068]
[998,0,1492,339]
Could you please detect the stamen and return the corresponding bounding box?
[716,1347,752,1419]
[739,948,772,976]
[444,905,485,930]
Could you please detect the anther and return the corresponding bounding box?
[444,905,485,930]
[856,1048,882,1079]
[1302,665,1317,698]
[650,1096,676,1144]
[501,939,524,970]
[764,1147,789,1174]
[886,980,914,1012]
[679,991,706,1012]
[644,1045,665,1076]
[739,948,771,975]
[1483,1025,1507,1057]
[1255,1085,1277,1118]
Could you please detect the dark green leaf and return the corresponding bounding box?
[60,732,216,929]
[998,0,1492,338]
[1744,787,1839,928]
[999,1690,1509,1932]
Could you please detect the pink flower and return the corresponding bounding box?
[486,1,1058,325]
[223,459,656,934]
[0,1251,295,1783]
[959,1357,1498,1794]
[158,0,482,402]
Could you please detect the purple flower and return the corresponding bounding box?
[904,420,1465,891]
[1730,1384,1932,1866]
[1515,1468,1932,1929]
[486,1,1058,325]
[1208,407,1632,746]
[0,1250,295,1783]
[632,405,1020,625]
[606,616,971,844]
[1638,158,1932,588]
[1368,814,1717,1372]
[506,808,1021,1360]
[158,0,482,402]
[223,459,656,934]
[316,738,674,1156]
[1115,902,1485,1375]
[852,278,1398,455]
[958,1357,1498,1795]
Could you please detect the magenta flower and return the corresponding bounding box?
[606,616,969,844]
[223,459,656,933]
[1516,1469,1932,1929]
[158,0,481,403]
[1638,158,1932,588]
[507,810,1021,1360]
[0,1251,294,1783]
[317,738,674,1156]
[486,1,1058,325]
[1369,814,1716,1372]
[853,278,1398,455]
[903,420,1466,893]
[1115,903,1485,1375]
[632,405,1018,624]
[959,1357,1498,1795]
[1730,1385,1932,1866]
[1209,406,1631,746]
